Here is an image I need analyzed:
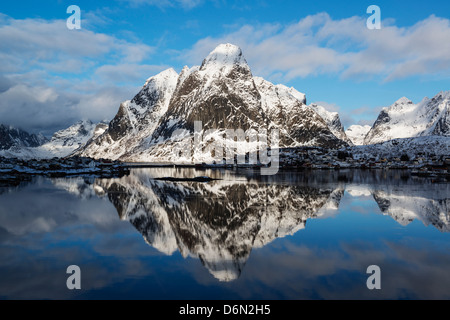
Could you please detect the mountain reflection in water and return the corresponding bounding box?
[52,168,450,282]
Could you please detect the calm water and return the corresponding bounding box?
[0,168,449,300]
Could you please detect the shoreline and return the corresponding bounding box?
[1,162,448,178]
[0,152,449,183]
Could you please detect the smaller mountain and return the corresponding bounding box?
[39,120,108,158]
[345,125,371,145]
[364,92,450,145]
[0,120,108,159]
[49,120,98,148]
[0,124,47,151]
[76,68,179,160]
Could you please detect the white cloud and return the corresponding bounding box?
[183,13,450,82]
[0,15,155,74]
[0,81,135,136]
[0,14,161,135]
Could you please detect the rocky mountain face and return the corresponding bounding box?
[76,43,348,162]
[345,125,371,145]
[0,124,47,151]
[310,104,352,144]
[364,92,450,145]
[75,69,179,161]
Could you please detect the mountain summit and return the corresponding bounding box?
[76,44,348,162]
[200,43,248,72]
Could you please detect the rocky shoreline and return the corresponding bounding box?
[0,156,130,181]
[1,146,449,187]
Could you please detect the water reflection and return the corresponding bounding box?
[0,169,449,299]
[92,169,344,281]
[53,169,449,281]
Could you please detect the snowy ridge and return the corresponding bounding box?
[199,43,250,87]
[365,92,450,145]
[38,120,102,158]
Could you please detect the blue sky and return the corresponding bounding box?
[1,0,450,135]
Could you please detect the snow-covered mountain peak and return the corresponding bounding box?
[253,76,306,107]
[394,96,413,105]
[435,90,450,100]
[288,87,307,104]
[199,43,249,76]
[388,97,414,113]
[424,91,450,112]
[201,43,245,66]
[275,82,306,104]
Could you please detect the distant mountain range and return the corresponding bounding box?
[0,120,107,159]
[0,43,448,160]
[0,124,47,151]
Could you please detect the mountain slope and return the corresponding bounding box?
[365,92,450,145]
[76,68,179,160]
[310,103,352,144]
